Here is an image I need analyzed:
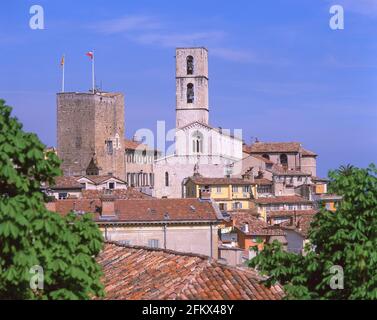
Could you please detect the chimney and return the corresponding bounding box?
[100,194,116,216]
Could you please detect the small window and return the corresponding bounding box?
[119,240,131,246]
[106,140,113,155]
[108,182,115,189]
[75,136,82,148]
[148,239,159,248]
[58,192,68,200]
[187,83,194,103]
[232,202,242,210]
[165,172,169,187]
[262,154,270,160]
[216,186,222,193]
[187,56,194,75]
[219,203,227,211]
[243,186,250,193]
[192,131,203,154]
[232,186,239,193]
[280,154,288,167]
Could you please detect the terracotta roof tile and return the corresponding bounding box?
[97,242,285,300]
[83,175,126,184]
[254,178,273,185]
[301,148,317,157]
[47,176,83,189]
[49,198,219,223]
[46,175,127,189]
[280,213,317,237]
[187,176,255,186]
[124,138,157,152]
[267,209,318,218]
[231,213,286,236]
[81,188,152,200]
[249,142,302,153]
[255,196,312,205]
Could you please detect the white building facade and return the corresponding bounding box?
[153,47,243,198]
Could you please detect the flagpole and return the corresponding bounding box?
[92,50,95,93]
[62,54,65,93]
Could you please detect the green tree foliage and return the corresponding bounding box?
[0,99,104,299]
[249,164,377,300]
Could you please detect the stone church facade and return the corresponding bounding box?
[153,48,243,198]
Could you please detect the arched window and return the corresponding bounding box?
[187,55,194,75]
[262,154,270,160]
[280,154,288,168]
[187,83,194,103]
[165,172,169,187]
[192,131,203,154]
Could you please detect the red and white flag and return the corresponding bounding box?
[86,51,94,59]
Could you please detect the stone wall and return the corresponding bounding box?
[57,92,125,178]
[301,156,317,176]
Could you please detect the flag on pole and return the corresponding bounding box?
[60,55,65,66]
[61,54,65,92]
[86,51,94,59]
[86,51,95,93]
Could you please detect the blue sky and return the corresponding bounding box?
[0,0,376,177]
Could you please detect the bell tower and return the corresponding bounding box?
[175,47,209,128]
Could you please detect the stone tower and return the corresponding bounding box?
[57,92,125,178]
[176,47,209,128]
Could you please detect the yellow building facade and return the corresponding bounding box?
[185,177,257,212]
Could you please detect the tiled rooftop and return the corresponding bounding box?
[267,209,318,218]
[231,213,286,236]
[83,175,126,184]
[96,242,285,300]
[82,188,152,200]
[49,198,220,223]
[124,138,157,152]
[187,176,255,186]
[280,214,317,237]
[301,148,317,157]
[254,178,273,185]
[270,165,311,176]
[249,142,302,153]
[46,175,126,189]
[47,176,83,189]
[255,196,313,204]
